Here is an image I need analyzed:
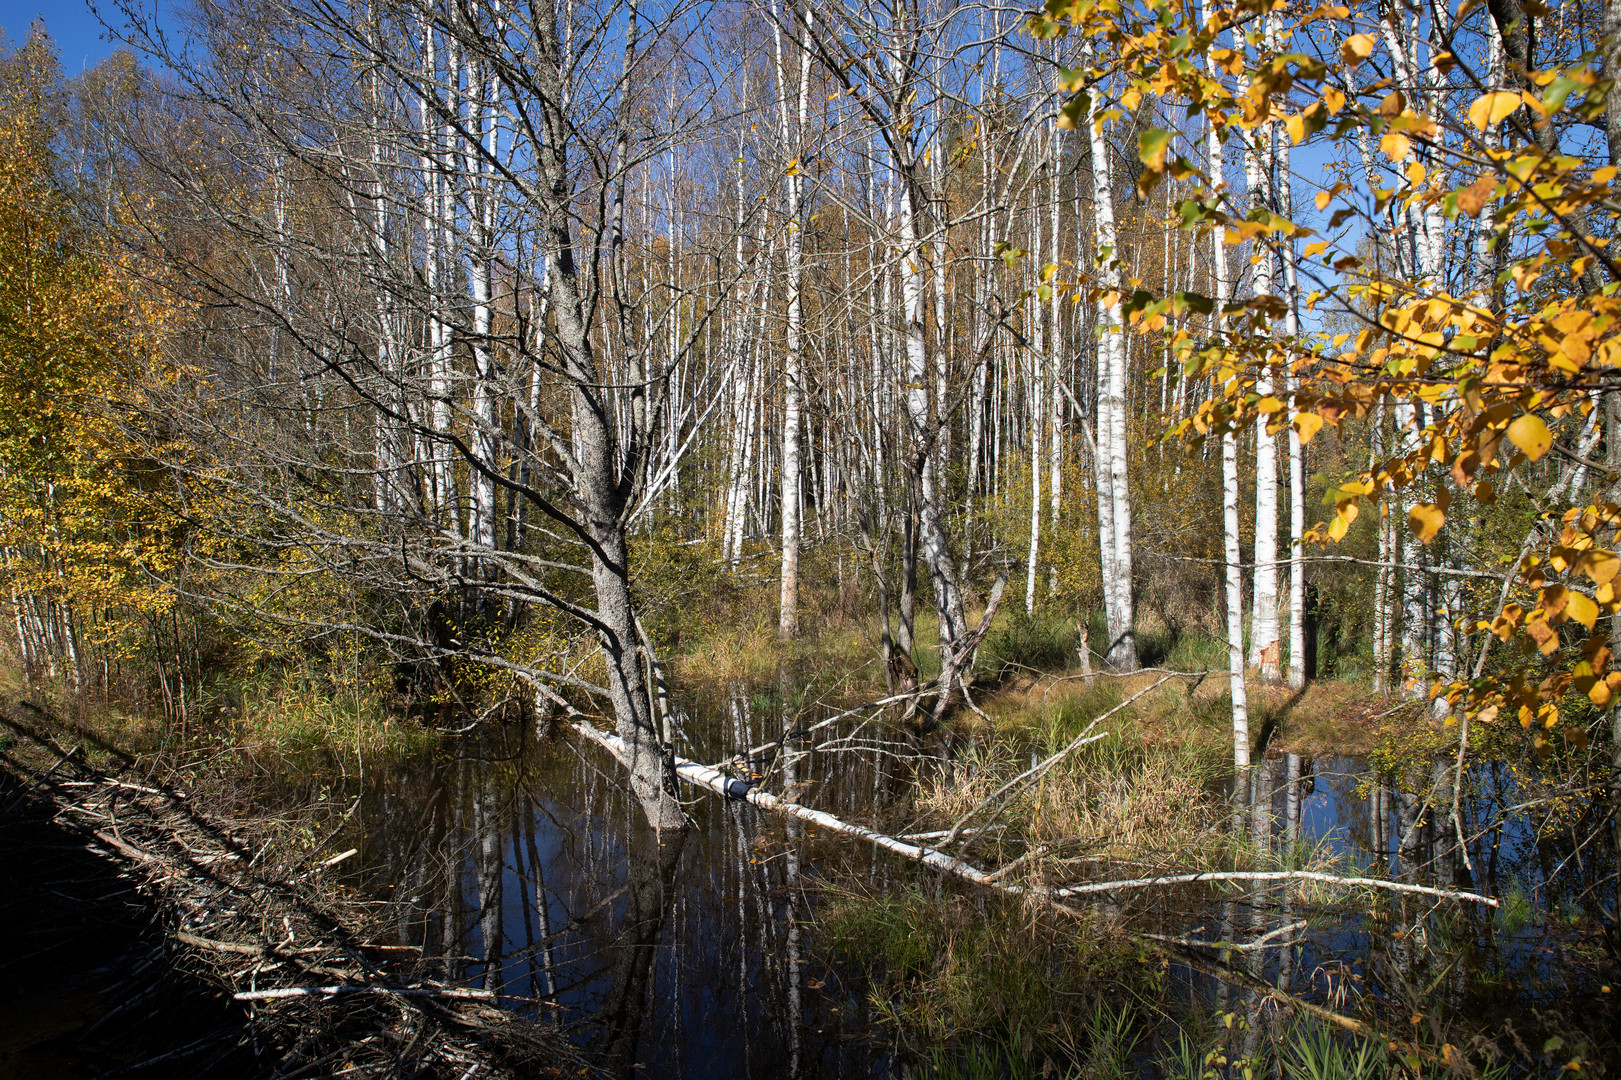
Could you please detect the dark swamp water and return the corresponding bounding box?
[284,682,1621,1079]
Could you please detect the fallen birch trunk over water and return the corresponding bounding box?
[569,721,1500,909]
[235,986,497,1002]
[573,721,1009,889]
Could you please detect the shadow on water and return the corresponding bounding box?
[0,772,259,1079]
[304,686,1616,1077]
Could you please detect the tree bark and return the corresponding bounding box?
[1085,65,1135,669]
[773,0,810,638]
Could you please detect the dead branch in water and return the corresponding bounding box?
[0,701,583,1079]
[1053,869,1498,906]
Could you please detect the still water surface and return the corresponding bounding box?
[321,686,1609,1077]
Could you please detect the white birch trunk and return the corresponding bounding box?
[1085,67,1135,668]
[1243,88,1280,681]
[771,0,809,637]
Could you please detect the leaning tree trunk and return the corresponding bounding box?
[535,4,684,833]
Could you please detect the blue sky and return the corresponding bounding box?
[0,0,142,74]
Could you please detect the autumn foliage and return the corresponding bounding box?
[0,31,177,686]
[1037,0,1621,741]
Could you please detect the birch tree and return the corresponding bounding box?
[102,0,756,832]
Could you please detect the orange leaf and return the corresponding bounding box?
[1543,584,1571,618]
[1457,175,1496,216]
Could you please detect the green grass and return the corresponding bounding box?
[981,609,1082,674]
[1280,1022,1390,1080]
[819,885,1152,1064]
[228,663,438,767]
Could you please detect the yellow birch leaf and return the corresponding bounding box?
[1294,412,1324,443]
[1507,414,1553,460]
[1468,91,1522,131]
[1408,502,1445,544]
[1581,549,1620,585]
[1341,34,1375,64]
[1381,132,1412,160]
[1567,591,1599,629]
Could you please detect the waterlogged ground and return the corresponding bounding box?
[291,684,1615,1077]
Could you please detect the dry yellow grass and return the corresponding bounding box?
[914,728,1233,887]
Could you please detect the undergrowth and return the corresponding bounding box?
[819,883,1527,1080]
[819,884,1155,1065]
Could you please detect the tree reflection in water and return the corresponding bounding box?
[319,684,1612,1077]
[599,828,685,1076]
[340,687,886,1078]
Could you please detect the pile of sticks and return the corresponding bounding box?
[0,701,583,1079]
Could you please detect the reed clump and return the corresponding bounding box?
[914,683,1235,881]
[819,884,1152,1066]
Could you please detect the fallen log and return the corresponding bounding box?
[571,721,1501,910]
[1054,869,1499,907]
[573,722,1010,889]
[234,986,497,1002]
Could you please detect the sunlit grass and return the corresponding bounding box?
[230,664,437,768]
